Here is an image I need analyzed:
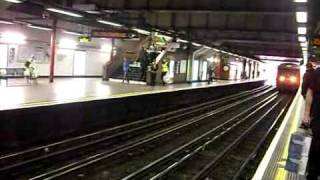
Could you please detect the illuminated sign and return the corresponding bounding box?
[92,30,137,39]
[79,36,91,43]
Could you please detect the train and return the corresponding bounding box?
[276,63,301,91]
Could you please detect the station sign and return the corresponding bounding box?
[79,36,91,43]
[91,30,138,39]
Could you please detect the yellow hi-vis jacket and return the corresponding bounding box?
[162,62,169,73]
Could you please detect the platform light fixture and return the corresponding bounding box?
[296,12,307,23]
[132,28,150,35]
[297,27,307,35]
[300,42,308,47]
[0,20,14,24]
[63,30,83,36]
[155,33,172,40]
[298,36,307,42]
[46,7,83,18]
[294,0,307,2]
[4,0,24,3]
[177,39,189,43]
[97,19,122,27]
[28,24,52,31]
[192,42,201,47]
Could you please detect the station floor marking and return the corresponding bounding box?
[274,96,303,180]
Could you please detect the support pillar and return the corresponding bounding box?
[110,38,115,62]
[49,18,57,83]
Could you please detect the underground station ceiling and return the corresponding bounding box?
[0,0,315,61]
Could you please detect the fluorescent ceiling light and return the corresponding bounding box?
[294,0,307,2]
[204,46,211,49]
[192,42,201,47]
[298,36,306,42]
[298,27,307,35]
[296,12,307,23]
[256,55,288,61]
[28,24,52,31]
[177,39,189,43]
[63,30,83,36]
[132,28,150,35]
[46,8,83,18]
[4,0,23,3]
[155,33,172,40]
[0,20,14,25]
[85,10,101,14]
[300,42,308,47]
[97,19,122,27]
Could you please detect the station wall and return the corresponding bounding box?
[0,25,112,76]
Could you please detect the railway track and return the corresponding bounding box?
[119,92,291,180]
[0,86,290,180]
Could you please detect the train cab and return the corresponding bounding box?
[276,63,301,91]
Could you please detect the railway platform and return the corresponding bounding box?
[0,78,263,110]
[253,89,307,180]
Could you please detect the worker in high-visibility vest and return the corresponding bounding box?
[161,59,169,86]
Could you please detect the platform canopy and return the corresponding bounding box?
[0,0,315,60]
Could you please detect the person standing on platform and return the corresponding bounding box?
[207,63,214,84]
[302,62,315,99]
[161,59,169,86]
[122,57,130,83]
[302,67,320,180]
[139,47,148,81]
[150,61,158,86]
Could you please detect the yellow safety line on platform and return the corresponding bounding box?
[252,89,301,180]
[274,95,303,180]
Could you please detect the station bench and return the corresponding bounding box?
[0,68,26,86]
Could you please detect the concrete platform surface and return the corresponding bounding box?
[0,78,262,110]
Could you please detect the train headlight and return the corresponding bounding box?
[279,76,286,82]
[290,76,297,83]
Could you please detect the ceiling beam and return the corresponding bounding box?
[170,27,296,35]
[102,9,294,16]
[222,45,301,58]
[217,39,299,47]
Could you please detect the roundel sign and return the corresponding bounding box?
[223,65,229,71]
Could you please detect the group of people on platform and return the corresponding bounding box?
[122,47,169,86]
[301,62,320,180]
